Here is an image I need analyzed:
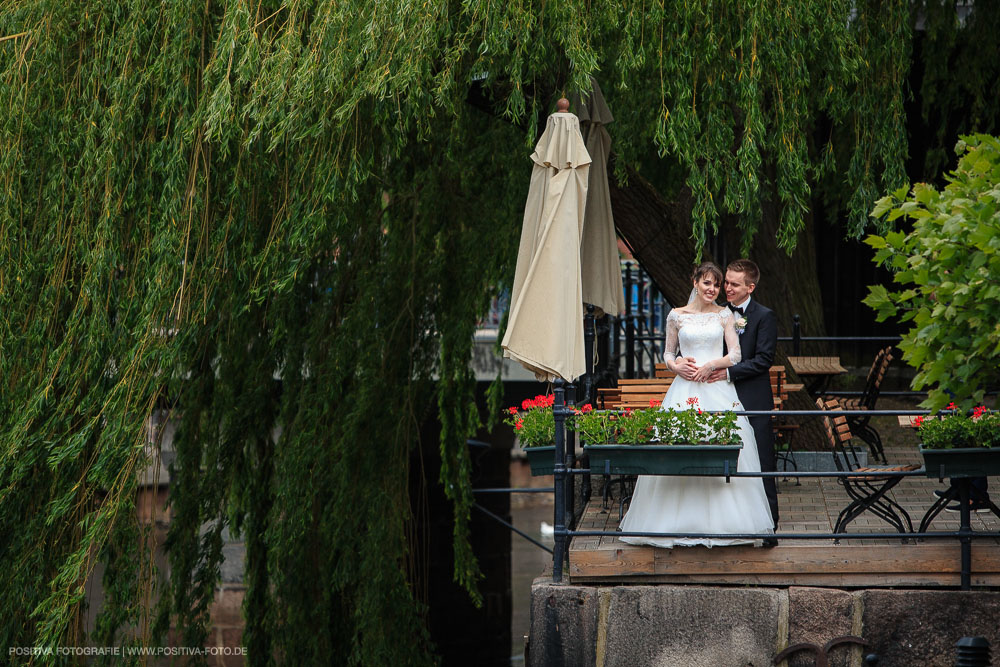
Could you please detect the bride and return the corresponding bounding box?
[618,262,774,547]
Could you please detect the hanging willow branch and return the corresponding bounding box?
[1,0,994,664]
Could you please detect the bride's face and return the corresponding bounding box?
[693,274,720,304]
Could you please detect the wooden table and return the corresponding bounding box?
[787,356,848,396]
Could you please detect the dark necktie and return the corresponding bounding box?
[728,303,745,315]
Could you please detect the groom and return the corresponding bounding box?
[708,259,779,531]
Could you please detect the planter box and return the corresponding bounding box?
[524,445,556,476]
[584,444,742,476]
[779,448,868,473]
[919,446,1000,479]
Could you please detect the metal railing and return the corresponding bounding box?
[542,383,998,590]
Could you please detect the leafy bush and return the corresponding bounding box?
[569,397,741,446]
[504,396,743,447]
[503,394,556,448]
[918,404,1000,449]
[864,134,1000,411]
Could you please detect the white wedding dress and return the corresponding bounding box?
[618,308,775,547]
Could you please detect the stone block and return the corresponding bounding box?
[600,586,783,667]
[528,579,600,667]
[787,587,860,667]
[859,590,1000,666]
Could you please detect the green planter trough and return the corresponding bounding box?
[584,444,742,476]
[524,445,556,476]
[919,446,1000,479]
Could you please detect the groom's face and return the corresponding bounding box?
[725,270,755,305]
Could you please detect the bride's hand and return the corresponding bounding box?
[692,362,715,383]
[673,356,698,381]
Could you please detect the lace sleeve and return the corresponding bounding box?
[665,310,680,359]
[721,310,742,365]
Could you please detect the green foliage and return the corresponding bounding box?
[916,1,1000,178]
[864,135,1000,411]
[917,407,1000,449]
[569,400,741,446]
[570,405,620,445]
[0,0,994,662]
[503,394,557,448]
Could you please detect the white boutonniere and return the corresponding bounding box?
[735,316,747,334]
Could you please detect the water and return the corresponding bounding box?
[509,472,555,665]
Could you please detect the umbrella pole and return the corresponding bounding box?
[584,305,596,405]
[552,380,569,583]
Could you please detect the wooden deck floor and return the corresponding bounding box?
[569,444,1000,586]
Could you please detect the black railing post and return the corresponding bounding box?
[793,314,801,356]
[624,263,634,378]
[552,381,568,583]
[636,271,646,377]
[960,480,972,590]
[583,306,595,405]
[565,384,577,532]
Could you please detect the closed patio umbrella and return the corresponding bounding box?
[574,79,625,318]
[501,99,592,383]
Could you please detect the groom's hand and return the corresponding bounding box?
[673,356,698,381]
[706,369,728,383]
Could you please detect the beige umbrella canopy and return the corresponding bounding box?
[573,79,625,317]
[501,100,592,383]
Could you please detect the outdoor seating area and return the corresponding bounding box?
[824,346,894,462]
[815,397,921,535]
[554,367,1000,588]
[787,355,848,396]
[569,432,1000,586]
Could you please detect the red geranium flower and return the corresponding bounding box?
[913,416,925,427]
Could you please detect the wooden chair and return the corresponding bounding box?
[596,387,621,410]
[816,398,920,536]
[827,347,892,463]
[616,377,675,409]
[770,366,801,482]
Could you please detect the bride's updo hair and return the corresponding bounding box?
[691,261,723,287]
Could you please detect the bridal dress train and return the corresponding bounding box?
[618,308,774,547]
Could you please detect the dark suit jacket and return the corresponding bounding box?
[728,299,777,411]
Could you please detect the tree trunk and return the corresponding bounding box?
[609,165,827,350]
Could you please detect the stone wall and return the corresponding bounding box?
[529,579,1000,667]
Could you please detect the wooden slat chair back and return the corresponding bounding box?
[769,365,800,451]
[829,346,893,463]
[596,387,621,410]
[616,377,675,409]
[816,398,919,536]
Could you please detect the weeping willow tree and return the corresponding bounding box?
[1,1,997,664]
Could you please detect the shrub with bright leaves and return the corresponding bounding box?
[863,134,1000,411]
[917,404,1000,449]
